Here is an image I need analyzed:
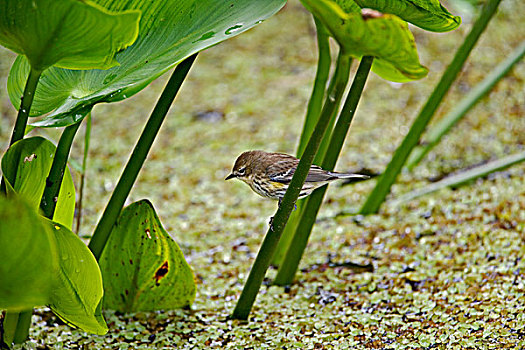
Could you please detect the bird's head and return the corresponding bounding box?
[225,151,260,181]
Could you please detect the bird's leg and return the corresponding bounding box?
[269,198,283,230]
[269,216,274,231]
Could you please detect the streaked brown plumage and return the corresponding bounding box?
[225,150,368,202]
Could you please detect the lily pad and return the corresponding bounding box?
[0,0,140,71]
[7,0,286,127]
[1,136,76,229]
[100,200,196,312]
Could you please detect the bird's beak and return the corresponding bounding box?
[225,173,236,180]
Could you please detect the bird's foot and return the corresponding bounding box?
[269,216,274,231]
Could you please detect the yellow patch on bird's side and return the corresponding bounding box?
[270,181,286,188]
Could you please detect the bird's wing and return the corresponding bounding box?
[267,160,296,183]
[268,161,333,184]
[305,166,337,182]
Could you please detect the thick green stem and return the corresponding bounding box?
[2,310,32,345]
[9,69,42,146]
[5,105,82,346]
[274,56,373,286]
[273,22,331,266]
[231,54,352,321]
[76,113,92,234]
[359,0,502,215]
[296,16,331,158]
[407,40,525,169]
[1,68,43,345]
[40,121,81,218]
[314,53,353,165]
[1,68,42,195]
[88,54,197,260]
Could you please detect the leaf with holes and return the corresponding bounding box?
[353,0,460,32]
[301,0,429,82]
[1,136,76,229]
[99,200,195,312]
[7,0,286,127]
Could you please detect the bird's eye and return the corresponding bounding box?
[237,167,246,175]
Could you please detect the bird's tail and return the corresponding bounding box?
[329,172,370,180]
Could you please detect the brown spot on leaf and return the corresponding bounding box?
[361,8,383,20]
[154,261,169,285]
[145,228,152,239]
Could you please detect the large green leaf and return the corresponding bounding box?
[301,0,428,82]
[46,220,107,335]
[354,0,460,32]
[0,0,140,71]
[7,0,286,127]
[0,196,58,312]
[1,136,75,228]
[100,200,195,312]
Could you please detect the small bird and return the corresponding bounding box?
[225,150,369,203]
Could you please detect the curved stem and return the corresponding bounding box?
[9,69,42,146]
[274,56,373,286]
[360,0,502,215]
[231,54,352,321]
[88,54,197,260]
[40,121,81,218]
[1,68,42,195]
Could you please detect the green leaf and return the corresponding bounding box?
[100,200,196,312]
[354,0,461,32]
[7,0,286,127]
[46,220,108,335]
[0,0,140,72]
[0,196,58,312]
[1,136,76,229]
[301,0,428,82]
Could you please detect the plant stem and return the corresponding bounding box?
[2,312,18,345]
[359,0,502,215]
[9,69,42,146]
[315,52,352,164]
[274,56,373,286]
[40,121,81,219]
[6,109,82,346]
[88,54,197,260]
[231,54,352,321]
[273,19,331,266]
[297,17,331,158]
[76,113,92,234]
[407,40,525,169]
[1,68,43,345]
[1,68,42,195]
[2,310,32,345]
[393,151,525,205]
